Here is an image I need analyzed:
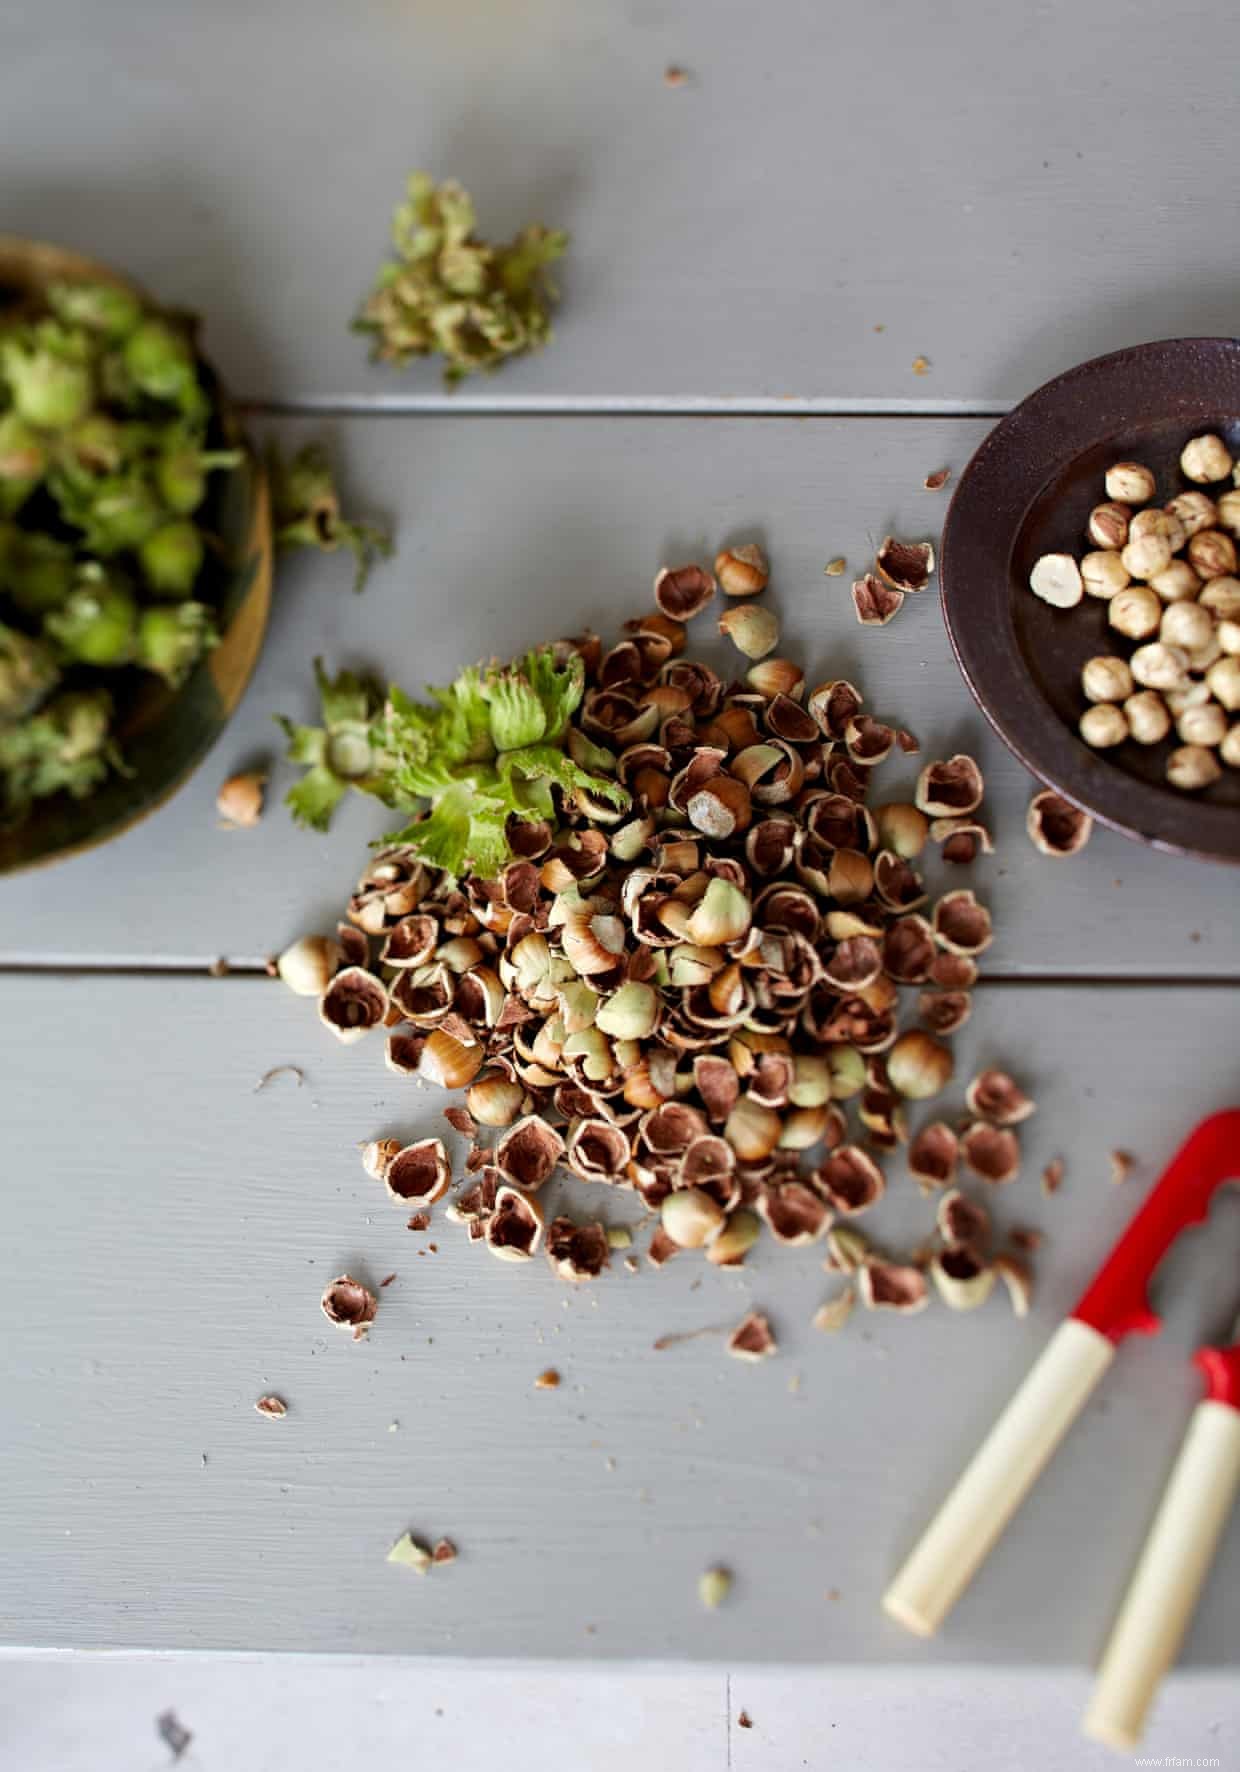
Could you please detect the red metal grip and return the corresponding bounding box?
[1195,1345,1240,1412]
[1072,1111,1240,1345]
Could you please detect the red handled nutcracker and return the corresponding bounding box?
[882,1111,1240,1751]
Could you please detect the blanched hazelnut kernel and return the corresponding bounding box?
[1166,680,1210,716]
[1180,433,1234,484]
[1087,501,1131,549]
[1130,508,1184,554]
[1120,533,1172,580]
[1105,462,1156,504]
[1080,551,1130,598]
[1129,642,1190,691]
[1214,489,1240,537]
[1124,690,1172,745]
[1028,553,1083,607]
[1187,530,1238,579]
[1177,701,1227,748]
[1081,655,1133,703]
[1166,744,1222,790]
[1188,634,1223,674]
[1221,724,1240,768]
[1206,655,1240,712]
[1108,585,1162,639]
[1219,619,1240,655]
[1200,577,1240,621]
[1165,491,1217,537]
[1079,703,1128,748]
[1159,601,1214,651]
[1148,560,1201,603]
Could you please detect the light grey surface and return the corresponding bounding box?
[2,416,1237,974]
[2,973,1237,1659]
[2,1655,1236,1772]
[3,0,1239,411]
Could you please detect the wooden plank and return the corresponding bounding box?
[1,0,1238,410]
[1,974,1236,1657]
[1,416,1236,975]
[2,1655,1233,1770]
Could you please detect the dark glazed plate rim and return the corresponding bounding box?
[940,337,1240,864]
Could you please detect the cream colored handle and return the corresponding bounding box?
[884,1319,1115,1636]
[1083,1401,1240,1753]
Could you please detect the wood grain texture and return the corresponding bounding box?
[1,0,1238,409]
[2,974,1237,1658]
[1,417,1236,973]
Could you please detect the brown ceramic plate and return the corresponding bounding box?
[941,339,1240,863]
[0,236,272,875]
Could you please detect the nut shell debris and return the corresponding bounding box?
[915,756,984,818]
[217,769,266,827]
[254,1394,288,1418]
[1026,789,1093,858]
[319,966,388,1042]
[930,1245,996,1311]
[545,1215,610,1281]
[386,1138,452,1205]
[876,537,935,593]
[320,1274,378,1333]
[654,563,716,621]
[812,1284,856,1333]
[965,1069,1036,1126]
[714,543,769,597]
[727,1310,777,1361]
[858,1260,929,1313]
[485,1185,545,1260]
[961,1123,1021,1186]
[908,1120,959,1189]
[852,573,904,626]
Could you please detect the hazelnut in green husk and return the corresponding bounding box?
[0,530,75,616]
[0,622,60,721]
[134,600,218,686]
[44,569,138,666]
[139,519,205,598]
[0,320,94,429]
[0,688,115,824]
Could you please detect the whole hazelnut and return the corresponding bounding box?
[1199,577,1240,621]
[1081,655,1134,703]
[1187,530,1238,579]
[1108,585,1162,640]
[1166,681,1211,717]
[216,770,266,827]
[1221,724,1240,767]
[1180,433,1234,484]
[1080,551,1130,599]
[1166,744,1222,790]
[1028,553,1083,607]
[1187,633,1223,674]
[1124,690,1172,745]
[1216,489,1240,537]
[1177,701,1227,748]
[1148,559,1201,603]
[1105,462,1156,504]
[1121,533,1173,580]
[1206,655,1240,712]
[1087,501,1131,549]
[1079,704,1128,748]
[1129,642,1190,691]
[714,543,769,597]
[1218,619,1240,655]
[1130,508,1184,554]
[1159,601,1214,651]
[1165,491,1217,537]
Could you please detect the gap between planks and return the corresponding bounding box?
[240,397,1010,421]
[0,961,1236,987]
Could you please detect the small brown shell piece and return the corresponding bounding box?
[255,1394,288,1418]
[936,1188,991,1249]
[567,1118,630,1184]
[908,1120,959,1189]
[336,922,370,969]
[485,1186,545,1261]
[1042,1157,1065,1196]
[654,563,716,621]
[385,1030,427,1076]
[381,914,439,969]
[930,951,978,990]
[432,1537,458,1565]
[319,967,389,1043]
[493,1116,565,1190]
[727,1310,778,1361]
[932,890,994,957]
[852,573,904,626]
[361,1138,401,1182]
[858,1261,929,1313]
[930,1246,996,1311]
[965,1068,1036,1126]
[546,1216,611,1281]
[1026,789,1094,858]
[320,1274,378,1333]
[814,1145,886,1215]
[646,1226,680,1266]
[961,1122,1021,1186]
[386,1139,452,1205]
[812,1285,856,1333]
[882,915,936,984]
[915,756,984,817]
[930,816,994,866]
[876,536,935,593]
[694,1053,741,1124]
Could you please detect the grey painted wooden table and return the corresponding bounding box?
[2,0,1239,1763]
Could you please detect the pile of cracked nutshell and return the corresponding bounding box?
[280,540,1054,1351]
[1029,433,1240,790]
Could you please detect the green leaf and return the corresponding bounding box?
[274,716,326,768]
[522,646,585,742]
[502,744,630,809]
[285,765,349,833]
[314,657,378,730]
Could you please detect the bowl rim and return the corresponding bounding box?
[0,235,273,876]
[940,335,1240,865]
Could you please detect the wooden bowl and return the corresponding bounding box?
[0,236,271,874]
[941,339,1240,863]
